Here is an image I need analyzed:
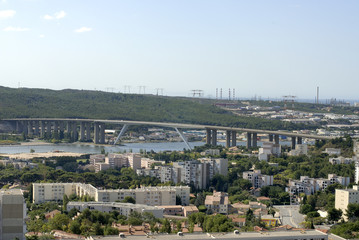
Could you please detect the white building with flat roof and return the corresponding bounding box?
[67,201,164,218]
[33,183,190,206]
[243,170,273,189]
[335,185,359,220]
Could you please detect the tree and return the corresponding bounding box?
[300,204,314,214]
[48,213,70,231]
[346,203,359,220]
[327,208,342,222]
[160,219,171,234]
[122,196,136,204]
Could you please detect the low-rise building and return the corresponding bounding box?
[67,201,163,218]
[289,144,308,156]
[158,205,183,216]
[183,205,199,217]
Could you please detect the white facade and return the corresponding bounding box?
[243,170,273,189]
[205,191,230,214]
[325,148,341,155]
[355,160,359,184]
[33,183,190,206]
[335,186,359,220]
[287,174,350,195]
[67,201,164,218]
[289,144,308,156]
[329,156,354,165]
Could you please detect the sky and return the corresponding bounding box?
[0,0,358,100]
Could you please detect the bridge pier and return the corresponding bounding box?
[206,129,212,145]
[94,123,100,144]
[274,135,280,144]
[231,131,237,147]
[72,122,78,141]
[291,137,296,149]
[211,129,217,146]
[252,132,257,148]
[226,130,231,148]
[269,134,273,142]
[27,121,33,136]
[40,121,45,137]
[34,121,39,136]
[298,137,302,144]
[86,122,91,141]
[80,122,85,141]
[247,132,252,148]
[100,123,105,144]
[46,121,52,136]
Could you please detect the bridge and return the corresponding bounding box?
[3,118,334,149]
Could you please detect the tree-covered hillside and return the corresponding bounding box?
[0,86,303,130]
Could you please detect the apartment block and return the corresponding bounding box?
[289,144,308,156]
[258,142,282,161]
[242,170,273,189]
[325,148,341,155]
[67,201,164,218]
[355,160,359,184]
[33,183,190,206]
[335,186,359,220]
[137,158,228,190]
[287,174,350,195]
[0,189,26,240]
[205,191,231,214]
[329,156,354,165]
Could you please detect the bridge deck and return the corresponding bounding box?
[3,118,334,140]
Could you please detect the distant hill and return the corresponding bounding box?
[0,86,303,130]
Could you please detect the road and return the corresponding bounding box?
[274,205,305,228]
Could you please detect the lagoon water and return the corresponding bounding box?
[0,141,292,154]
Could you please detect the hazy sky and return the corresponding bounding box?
[1,0,358,100]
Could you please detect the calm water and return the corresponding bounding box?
[0,141,292,154]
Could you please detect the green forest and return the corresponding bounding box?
[0,86,304,130]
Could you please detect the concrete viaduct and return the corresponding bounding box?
[3,118,334,149]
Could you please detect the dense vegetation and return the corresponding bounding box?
[0,86,303,130]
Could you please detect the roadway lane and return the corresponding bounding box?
[274,205,305,228]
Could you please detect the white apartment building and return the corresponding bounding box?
[325,148,341,155]
[127,154,142,170]
[33,183,190,206]
[287,174,350,195]
[137,158,228,190]
[258,142,281,161]
[0,189,26,240]
[67,201,164,218]
[335,185,359,220]
[242,170,273,189]
[289,144,308,156]
[329,156,355,165]
[205,191,230,214]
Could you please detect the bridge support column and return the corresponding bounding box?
[206,129,212,145]
[252,133,257,148]
[297,137,302,144]
[211,129,217,146]
[100,123,105,144]
[46,121,52,136]
[54,121,59,134]
[291,137,296,149]
[34,121,39,136]
[72,122,78,141]
[40,121,45,137]
[27,121,33,136]
[86,122,91,141]
[80,122,85,141]
[274,135,280,144]
[269,134,273,142]
[94,123,100,144]
[247,132,252,148]
[15,121,22,133]
[226,130,231,148]
[231,131,237,147]
[22,121,28,136]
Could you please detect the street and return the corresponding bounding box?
[274,205,305,228]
